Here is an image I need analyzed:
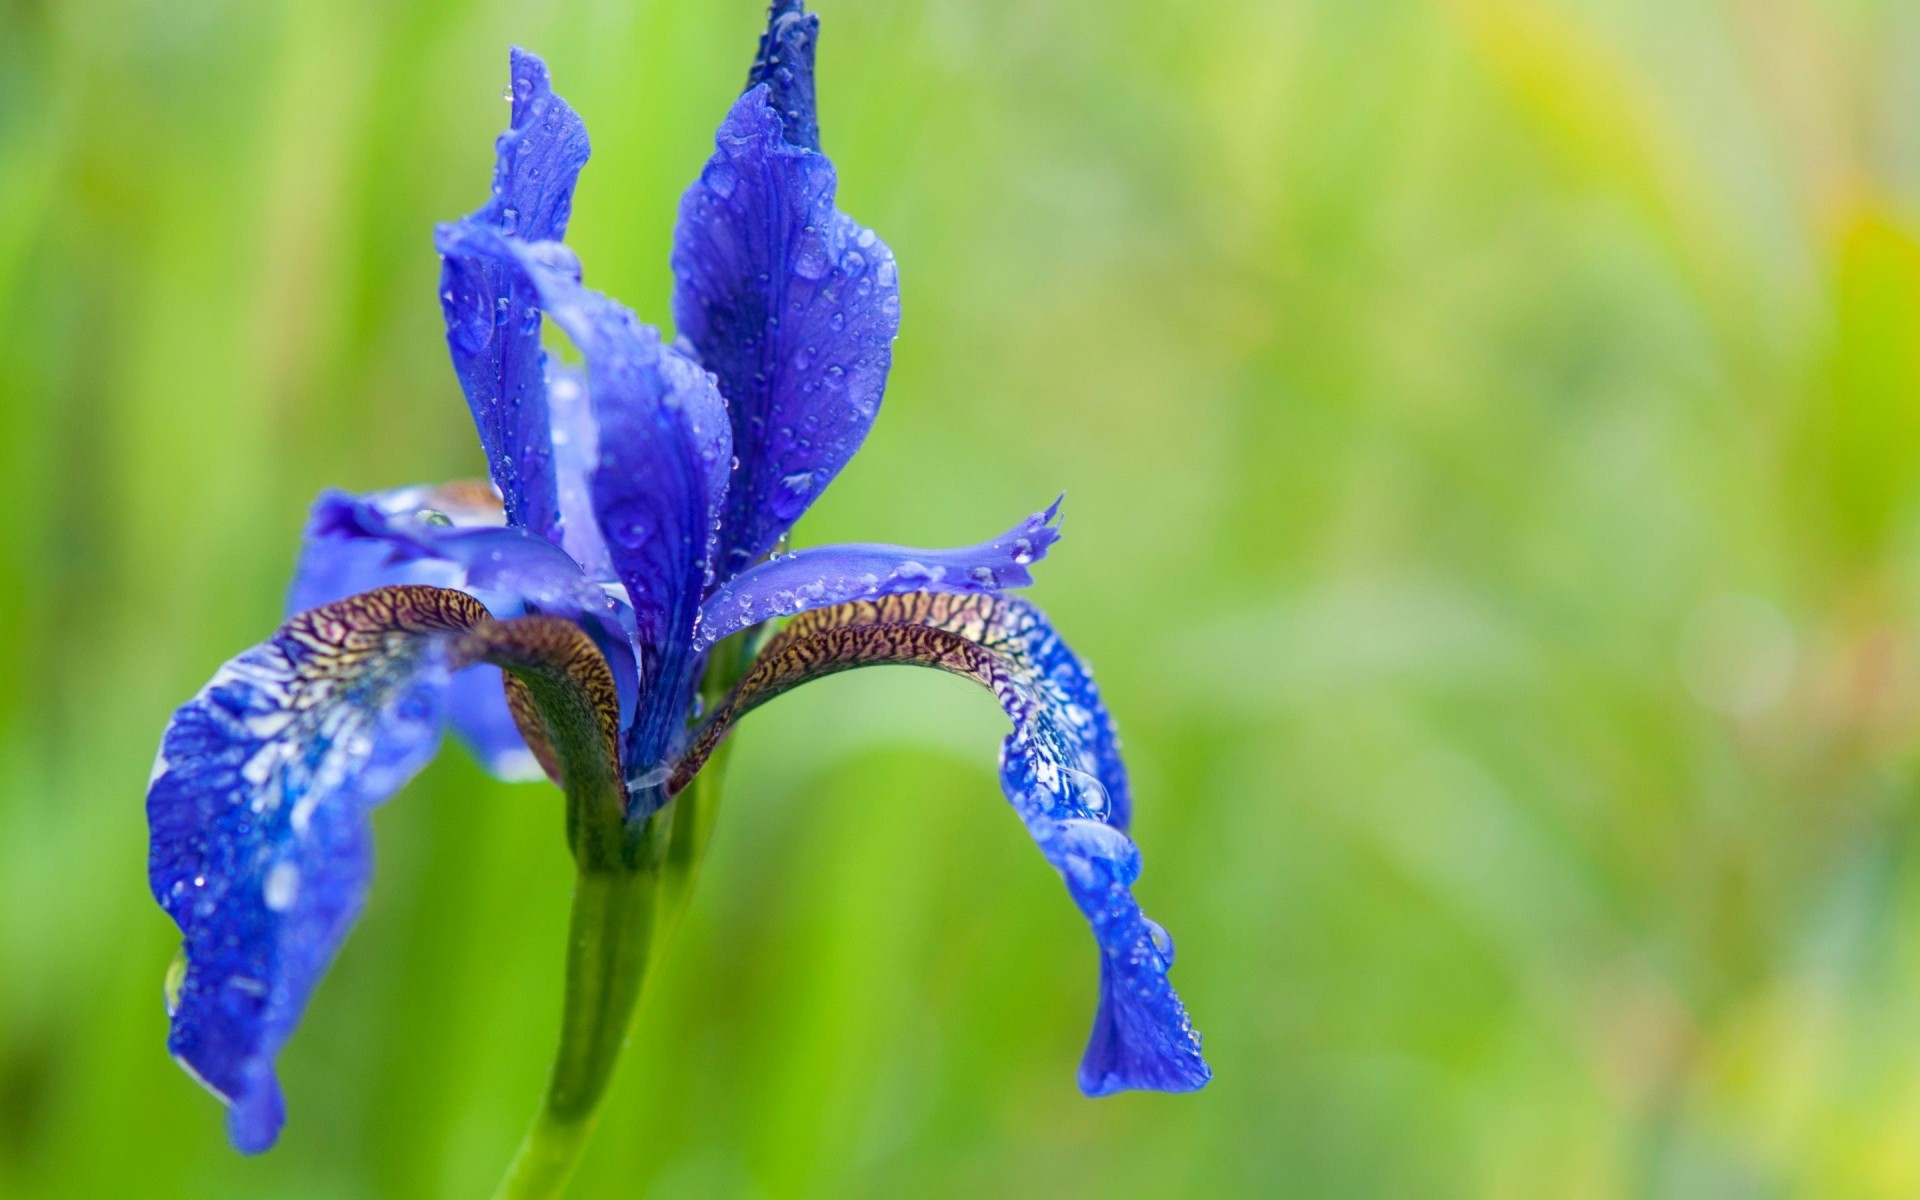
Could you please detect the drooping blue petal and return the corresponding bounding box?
[440,227,733,773]
[692,498,1063,650]
[288,484,640,755]
[438,48,590,540]
[148,587,490,1151]
[672,72,900,577]
[673,593,1207,1093]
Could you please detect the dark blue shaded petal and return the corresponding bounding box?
[439,228,732,773]
[437,48,590,539]
[148,587,490,1151]
[675,594,1208,1093]
[693,498,1063,650]
[288,484,640,752]
[672,85,899,577]
[745,0,820,152]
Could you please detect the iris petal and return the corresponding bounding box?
[692,498,1063,650]
[150,587,626,1150]
[148,587,489,1151]
[672,592,1208,1094]
[672,77,900,576]
[438,48,590,540]
[288,484,640,771]
[440,228,733,775]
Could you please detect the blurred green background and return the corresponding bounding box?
[5,0,1920,1194]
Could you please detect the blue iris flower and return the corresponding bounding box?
[147,0,1209,1156]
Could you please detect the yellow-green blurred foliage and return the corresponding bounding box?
[5,0,1920,1195]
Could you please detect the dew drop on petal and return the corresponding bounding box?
[702,159,739,199]
[1143,918,1175,966]
[263,862,301,912]
[164,947,188,1016]
[771,470,815,519]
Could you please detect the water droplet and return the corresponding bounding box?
[264,862,301,912]
[793,238,830,280]
[1060,768,1112,818]
[628,763,672,792]
[414,508,454,528]
[702,158,739,199]
[771,471,814,519]
[1143,918,1175,967]
[164,948,188,1016]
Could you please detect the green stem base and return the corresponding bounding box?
[491,737,737,1197]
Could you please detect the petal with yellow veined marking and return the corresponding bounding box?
[148,586,622,1151]
[671,592,1209,1096]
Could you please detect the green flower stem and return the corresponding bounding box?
[652,637,748,960]
[492,636,754,1200]
[491,859,663,1200]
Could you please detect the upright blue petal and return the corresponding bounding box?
[693,498,1063,650]
[289,484,640,764]
[440,228,733,773]
[438,48,590,540]
[745,0,820,153]
[674,594,1207,1091]
[148,587,488,1151]
[672,51,900,577]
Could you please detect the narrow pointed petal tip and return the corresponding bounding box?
[746,0,821,151]
[693,497,1065,650]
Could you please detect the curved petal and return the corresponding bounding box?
[149,586,626,1151]
[672,593,1208,1095]
[439,228,733,774]
[148,587,488,1151]
[437,48,590,540]
[672,26,900,576]
[288,484,640,769]
[692,498,1063,650]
